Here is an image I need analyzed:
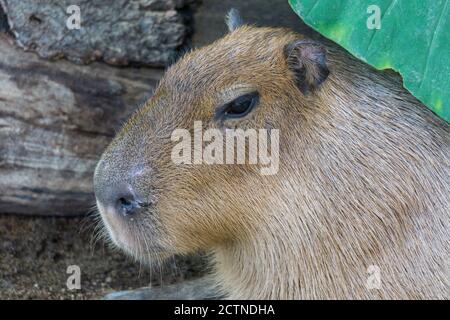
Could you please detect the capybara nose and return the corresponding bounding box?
[116,192,142,216]
[99,182,147,217]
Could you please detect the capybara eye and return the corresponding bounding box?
[220,91,259,119]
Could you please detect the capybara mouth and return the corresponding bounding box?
[97,201,165,257]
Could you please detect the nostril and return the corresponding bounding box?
[96,181,150,217]
[119,197,135,212]
[117,195,145,216]
[116,194,151,216]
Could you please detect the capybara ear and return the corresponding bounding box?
[284,40,330,94]
[225,8,245,32]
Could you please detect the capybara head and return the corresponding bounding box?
[93,12,330,261]
[94,9,450,299]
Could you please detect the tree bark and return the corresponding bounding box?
[0,35,163,215]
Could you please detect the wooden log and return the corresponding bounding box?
[0,3,8,33]
[0,0,194,66]
[0,35,164,215]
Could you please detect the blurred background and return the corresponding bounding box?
[0,0,317,299]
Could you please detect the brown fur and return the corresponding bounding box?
[94,25,450,299]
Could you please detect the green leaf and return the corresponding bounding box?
[289,0,450,123]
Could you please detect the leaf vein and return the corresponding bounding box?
[418,0,448,91]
